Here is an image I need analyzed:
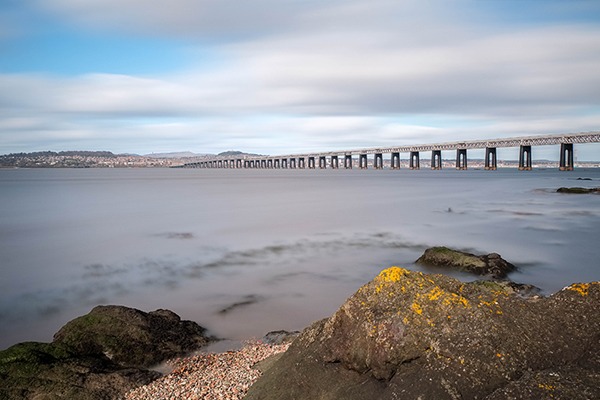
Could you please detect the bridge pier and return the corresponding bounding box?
[344,154,353,169]
[485,147,497,170]
[331,155,339,169]
[282,159,288,168]
[456,149,467,170]
[391,152,400,169]
[308,157,316,169]
[359,154,368,169]
[290,158,296,169]
[519,145,532,170]
[274,159,280,168]
[299,157,306,169]
[410,151,420,170]
[318,156,327,169]
[431,150,442,170]
[559,143,574,171]
[374,153,383,169]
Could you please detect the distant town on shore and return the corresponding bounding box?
[1,150,598,169]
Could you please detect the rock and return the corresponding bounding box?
[557,187,600,194]
[53,305,213,368]
[246,267,600,400]
[1,306,213,400]
[415,246,516,278]
[0,341,160,400]
[261,330,300,345]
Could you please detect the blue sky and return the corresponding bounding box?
[1,0,599,159]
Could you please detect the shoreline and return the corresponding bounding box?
[125,341,291,400]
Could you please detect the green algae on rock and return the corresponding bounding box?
[415,246,516,278]
[556,187,600,194]
[53,305,213,369]
[1,306,213,400]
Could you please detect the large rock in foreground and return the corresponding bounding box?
[416,246,516,278]
[246,267,600,400]
[0,306,213,400]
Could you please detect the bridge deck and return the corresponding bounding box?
[205,131,600,162]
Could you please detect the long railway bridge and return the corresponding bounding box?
[181,131,600,171]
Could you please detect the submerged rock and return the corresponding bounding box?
[0,306,213,400]
[415,246,516,278]
[246,267,600,400]
[557,187,600,194]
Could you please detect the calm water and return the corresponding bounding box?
[1,168,599,349]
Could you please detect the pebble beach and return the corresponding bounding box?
[124,342,290,400]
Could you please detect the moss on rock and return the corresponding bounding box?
[416,247,516,278]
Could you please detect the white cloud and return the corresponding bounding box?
[2,1,599,155]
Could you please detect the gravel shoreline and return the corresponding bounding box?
[124,341,290,400]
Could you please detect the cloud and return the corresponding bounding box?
[2,1,600,155]
[36,0,321,40]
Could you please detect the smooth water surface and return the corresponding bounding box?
[1,168,599,349]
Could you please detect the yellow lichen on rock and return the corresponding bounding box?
[375,267,412,293]
[411,302,423,315]
[377,267,410,283]
[566,283,591,296]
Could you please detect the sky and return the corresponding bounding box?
[1,0,600,159]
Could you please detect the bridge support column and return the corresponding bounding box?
[431,150,442,170]
[259,160,266,169]
[282,159,288,169]
[308,157,316,169]
[485,147,497,170]
[391,152,400,169]
[456,149,467,170]
[318,156,327,169]
[331,155,339,169]
[299,158,305,169]
[374,153,383,169]
[519,145,532,170]
[290,158,296,169]
[274,159,280,168]
[410,151,420,170]
[359,154,368,169]
[559,143,574,171]
[344,155,353,169]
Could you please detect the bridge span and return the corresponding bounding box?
[182,131,600,171]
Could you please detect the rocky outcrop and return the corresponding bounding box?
[0,342,160,400]
[246,267,600,400]
[557,187,600,194]
[53,305,212,368]
[0,306,213,400]
[416,247,516,278]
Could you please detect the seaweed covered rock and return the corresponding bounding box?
[53,305,212,368]
[0,341,160,400]
[557,187,600,194]
[246,267,600,400]
[416,246,516,278]
[1,306,213,400]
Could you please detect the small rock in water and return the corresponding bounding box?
[415,246,516,278]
